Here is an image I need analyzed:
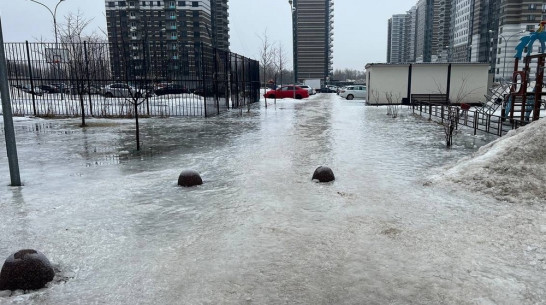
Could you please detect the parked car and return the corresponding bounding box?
[83,85,102,94]
[339,85,366,100]
[298,85,316,95]
[102,83,148,98]
[38,84,61,93]
[193,86,215,97]
[154,84,189,96]
[319,86,337,93]
[263,85,309,99]
[17,84,43,96]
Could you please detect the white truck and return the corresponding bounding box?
[303,79,321,93]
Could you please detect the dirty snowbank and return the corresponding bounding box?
[430,118,546,204]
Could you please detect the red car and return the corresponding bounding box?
[263,85,309,99]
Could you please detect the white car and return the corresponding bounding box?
[299,85,316,95]
[339,85,367,100]
[102,83,150,98]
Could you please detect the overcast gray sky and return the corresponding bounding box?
[0,0,414,70]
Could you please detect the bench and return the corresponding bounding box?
[411,94,449,105]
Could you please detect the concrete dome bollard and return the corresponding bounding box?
[0,249,55,291]
[178,169,203,187]
[312,166,335,182]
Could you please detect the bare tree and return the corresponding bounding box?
[385,92,400,118]
[58,11,97,126]
[274,42,289,87]
[433,75,480,147]
[257,29,275,106]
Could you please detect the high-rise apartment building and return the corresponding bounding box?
[292,0,334,84]
[105,0,229,79]
[469,0,500,72]
[494,0,544,80]
[451,0,473,62]
[387,14,410,63]
[407,6,418,62]
[211,0,229,50]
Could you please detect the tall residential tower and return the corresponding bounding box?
[105,0,229,79]
[292,0,334,85]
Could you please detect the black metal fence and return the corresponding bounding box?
[412,101,529,137]
[1,41,260,118]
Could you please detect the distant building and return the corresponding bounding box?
[387,14,410,63]
[384,0,546,81]
[494,0,544,80]
[104,0,229,80]
[469,0,500,73]
[292,0,334,84]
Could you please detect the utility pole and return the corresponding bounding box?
[0,16,22,186]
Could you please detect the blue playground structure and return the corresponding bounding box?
[499,21,546,122]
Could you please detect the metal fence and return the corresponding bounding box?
[1,41,260,118]
[412,101,529,137]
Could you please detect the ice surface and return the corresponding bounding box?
[1,94,546,304]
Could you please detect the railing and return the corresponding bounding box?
[0,41,260,118]
[412,101,528,137]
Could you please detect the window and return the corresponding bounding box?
[178,1,185,5]
[119,1,126,6]
[193,11,199,18]
[192,1,198,7]
[529,3,536,10]
[109,2,115,7]
[527,25,536,31]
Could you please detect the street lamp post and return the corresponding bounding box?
[28,0,65,47]
[28,0,66,98]
[289,0,297,98]
[490,29,525,81]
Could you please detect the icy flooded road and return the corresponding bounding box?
[1,93,545,304]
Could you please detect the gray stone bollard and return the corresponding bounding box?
[178,169,203,187]
[0,249,55,291]
[312,166,335,182]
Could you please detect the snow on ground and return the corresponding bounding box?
[430,117,546,204]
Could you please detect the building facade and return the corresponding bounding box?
[292,0,334,84]
[104,0,229,79]
[469,0,500,72]
[494,0,544,80]
[387,14,410,63]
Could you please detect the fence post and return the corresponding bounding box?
[213,47,220,115]
[429,104,432,120]
[84,41,93,116]
[25,41,36,116]
[200,42,207,117]
[441,105,444,124]
[474,110,478,135]
[455,107,459,130]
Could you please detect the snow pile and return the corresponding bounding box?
[431,118,546,204]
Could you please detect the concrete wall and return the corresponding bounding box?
[365,63,489,105]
